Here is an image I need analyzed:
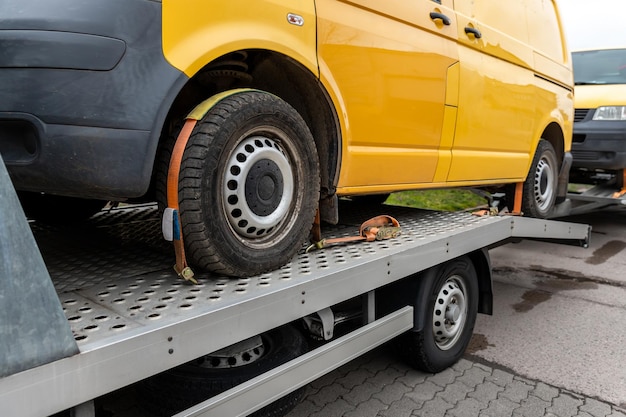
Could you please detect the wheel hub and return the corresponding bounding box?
[223,136,294,238]
[432,276,467,350]
[534,158,554,211]
[446,303,461,322]
[196,335,265,369]
[245,159,284,216]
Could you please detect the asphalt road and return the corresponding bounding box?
[471,207,626,408]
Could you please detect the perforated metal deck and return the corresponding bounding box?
[35,202,496,348]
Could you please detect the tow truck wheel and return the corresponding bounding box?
[521,139,559,218]
[395,257,479,373]
[138,325,308,417]
[176,91,320,277]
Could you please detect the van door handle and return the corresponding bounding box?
[429,12,451,26]
[464,27,482,39]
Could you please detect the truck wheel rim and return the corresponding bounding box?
[534,157,554,211]
[432,276,467,350]
[195,335,265,369]
[223,135,294,239]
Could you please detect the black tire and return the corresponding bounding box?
[521,139,559,218]
[17,191,107,223]
[394,257,479,373]
[176,91,320,277]
[138,325,308,417]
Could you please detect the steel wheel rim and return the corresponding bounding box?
[223,133,295,241]
[432,275,468,350]
[533,157,555,211]
[195,335,265,369]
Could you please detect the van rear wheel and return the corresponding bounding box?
[521,139,558,218]
[176,91,320,277]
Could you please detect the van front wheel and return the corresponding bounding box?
[177,91,320,277]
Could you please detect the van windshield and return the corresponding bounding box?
[573,48,626,85]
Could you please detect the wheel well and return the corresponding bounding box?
[375,250,493,322]
[541,122,565,163]
[468,248,493,315]
[155,50,340,201]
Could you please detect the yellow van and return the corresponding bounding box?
[571,48,626,183]
[0,0,573,276]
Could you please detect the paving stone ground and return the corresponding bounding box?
[284,344,626,417]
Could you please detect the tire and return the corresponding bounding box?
[521,139,559,218]
[176,91,320,277]
[138,325,308,417]
[17,191,107,223]
[394,257,479,373]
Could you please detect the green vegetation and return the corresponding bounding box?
[385,189,488,211]
[567,183,591,193]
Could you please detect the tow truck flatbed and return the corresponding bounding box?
[0,198,590,416]
[564,184,626,216]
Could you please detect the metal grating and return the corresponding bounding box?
[571,150,613,161]
[32,202,497,347]
[574,108,591,122]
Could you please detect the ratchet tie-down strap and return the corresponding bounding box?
[472,183,524,217]
[162,118,198,284]
[306,215,401,252]
[612,170,626,198]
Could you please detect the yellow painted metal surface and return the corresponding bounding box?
[160,0,573,195]
[162,0,318,76]
[575,84,626,108]
[317,0,459,187]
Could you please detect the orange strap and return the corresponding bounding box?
[612,170,626,198]
[472,184,524,217]
[307,215,401,252]
[311,210,322,244]
[512,182,523,215]
[166,119,198,283]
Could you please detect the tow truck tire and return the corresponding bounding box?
[16,191,107,223]
[521,139,559,218]
[394,257,479,373]
[176,91,320,277]
[138,325,308,417]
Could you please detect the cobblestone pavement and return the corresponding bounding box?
[284,344,626,417]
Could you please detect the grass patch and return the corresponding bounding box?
[385,189,488,211]
[567,183,591,193]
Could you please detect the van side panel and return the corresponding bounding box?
[161,0,318,77]
[317,0,459,191]
[527,0,573,153]
[448,1,536,182]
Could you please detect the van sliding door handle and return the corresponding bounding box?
[464,27,482,39]
[429,12,451,26]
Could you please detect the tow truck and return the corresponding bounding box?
[0,156,591,417]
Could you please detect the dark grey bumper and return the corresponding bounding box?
[0,0,185,200]
[572,115,626,171]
